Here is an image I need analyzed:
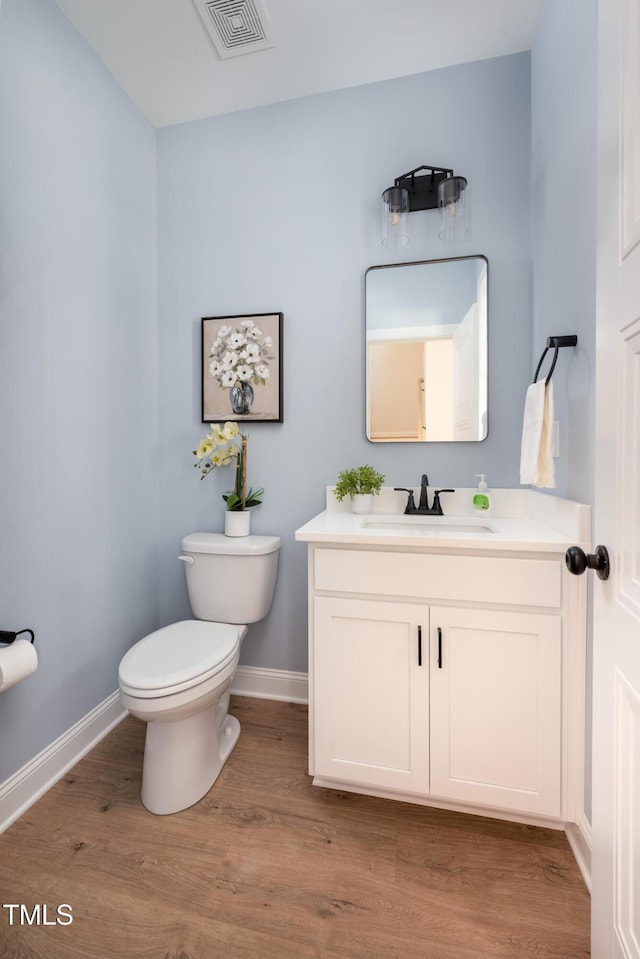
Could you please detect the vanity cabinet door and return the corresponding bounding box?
[313,597,430,793]
[429,607,562,817]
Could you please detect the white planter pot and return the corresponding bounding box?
[350,493,374,514]
[224,510,251,537]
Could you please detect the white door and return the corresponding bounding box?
[591,0,640,955]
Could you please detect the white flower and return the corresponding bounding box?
[221,422,238,440]
[221,350,238,370]
[195,438,214,458]
[236,364,253,381]
[210,449,228,467]
[207,322,271,390]
[211,423,227,444]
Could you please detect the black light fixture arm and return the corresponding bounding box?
[392,165,456,212]
[394,164,454,187]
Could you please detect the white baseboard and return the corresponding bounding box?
[0,691,126,835]
[232,665,308,704]
[565,813,592,892]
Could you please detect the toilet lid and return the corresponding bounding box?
[119,620,241,697]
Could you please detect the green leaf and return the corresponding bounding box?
[334,465,385,501]
[223,487,263,511]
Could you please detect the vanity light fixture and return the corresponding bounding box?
[381,165,468,248]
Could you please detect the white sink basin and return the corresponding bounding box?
[362,516,494,534]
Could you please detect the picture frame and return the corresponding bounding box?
[201,312,283,423]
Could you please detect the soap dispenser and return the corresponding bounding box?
[472,475,491,515]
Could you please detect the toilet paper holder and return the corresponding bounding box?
[0,628,35,645]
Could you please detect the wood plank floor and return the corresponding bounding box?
[0,698,590,959]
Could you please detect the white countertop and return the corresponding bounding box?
[295,487,591,554]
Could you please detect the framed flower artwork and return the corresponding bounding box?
[201,312,283,423]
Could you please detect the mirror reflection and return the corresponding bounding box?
[366,256,488,442]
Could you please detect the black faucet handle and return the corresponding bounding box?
[394,488,417,513]
[431,489,455,513]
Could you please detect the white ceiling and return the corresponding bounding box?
[54,0,545,128]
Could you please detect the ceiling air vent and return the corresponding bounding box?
[192,0,276,59]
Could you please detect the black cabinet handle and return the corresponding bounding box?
[418,625,422,666]
[437,627,443,668]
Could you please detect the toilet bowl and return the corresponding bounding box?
[118,532,280,815]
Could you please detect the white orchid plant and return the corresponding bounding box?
[193,421,263,511]
[208,319,272,390]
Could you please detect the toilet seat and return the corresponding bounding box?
[119,620,243,699]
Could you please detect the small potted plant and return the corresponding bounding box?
[193,422,264,536]
[334,465,385,514]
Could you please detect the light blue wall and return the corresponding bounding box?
[531,0,598,823]
[531,0,597,505]
[156,54,532,673]
[0,0,159,781]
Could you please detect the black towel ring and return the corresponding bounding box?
[0,628,35,645]
[533,335,578,385]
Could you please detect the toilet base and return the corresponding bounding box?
[140,706,241,815]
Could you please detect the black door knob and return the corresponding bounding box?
[565,545,610,581]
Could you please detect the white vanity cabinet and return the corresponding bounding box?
[304,539,586,825]
[313,596,430,794]
[429,606,561,816]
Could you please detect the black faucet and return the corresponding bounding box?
[418,473,429,510]
[394,475,455,516]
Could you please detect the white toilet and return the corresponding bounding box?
[118,532,281,815]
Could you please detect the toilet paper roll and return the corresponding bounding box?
[0,639,38,692]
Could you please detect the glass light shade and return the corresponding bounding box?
[437,176,468,241]
[381,186,410,249]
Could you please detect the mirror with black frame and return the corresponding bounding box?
[365,255,488,442]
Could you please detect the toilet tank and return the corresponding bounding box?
[179,533,281,625]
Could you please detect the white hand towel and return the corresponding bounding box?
[520,380,555,488]
[538,381,555,488]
